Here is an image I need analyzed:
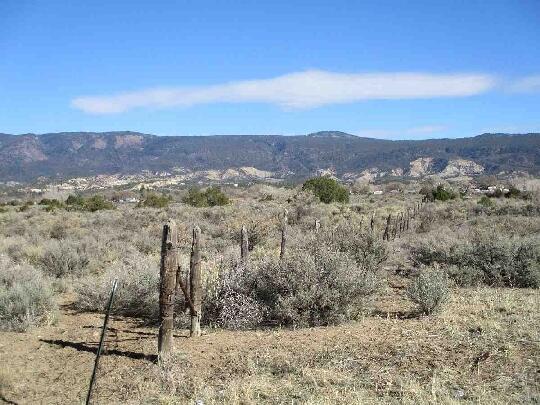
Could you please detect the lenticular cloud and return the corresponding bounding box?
[72,70,497,114]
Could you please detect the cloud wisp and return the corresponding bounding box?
[72,70,497,114]
[506,75,540,93]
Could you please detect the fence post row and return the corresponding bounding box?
[158,198,427,353]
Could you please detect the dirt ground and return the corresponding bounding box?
[1,287,539,404]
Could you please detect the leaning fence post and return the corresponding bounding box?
[280,209,288,259]
[158,220,178,358]
[240,225,249,262]
[190,226,202,337]
[86,279,118,405]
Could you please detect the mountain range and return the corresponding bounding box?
[1,131,539,183]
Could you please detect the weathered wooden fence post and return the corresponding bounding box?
[240,225,249,262]
[190,226,202,337]
[280,209,288,259]
[383,214,391,241]
[158,220,178,358]
[370,213,375,232]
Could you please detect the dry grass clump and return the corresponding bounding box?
[0,256,58,331]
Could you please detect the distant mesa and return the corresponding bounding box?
[0,131,538,183]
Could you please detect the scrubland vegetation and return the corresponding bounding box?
[0,178,538,404]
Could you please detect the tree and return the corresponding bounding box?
[432,185,456,202]
[183,187,230,207]
[138,193,172,208]
[302,177,349,204]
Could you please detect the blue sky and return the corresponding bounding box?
[1,0,539,139]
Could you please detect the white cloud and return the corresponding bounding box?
[506,75,540,93]
[72,70,496,114]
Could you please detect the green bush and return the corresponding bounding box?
[302,177,349,204]
[82,195,114,212]
[65,195,85,206]
[138,193,172,208]
[478,196,494,207]
[407,267,449,315]
[0,258,58,331]
[65,194,114,212]
[183,187,230,207]
[432,185,456,201]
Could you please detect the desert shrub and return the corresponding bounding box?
[0,258,57,331]
[409,232,540,288]
[416,205,437,233]
[229,218,274,252]
[65,195,84,206]
[49,222,68,239]
[467,234,539,288]
[205,186,231,206]
[251,248,378,327]
[132,232,160,255]
[138,193,172,208]
[18,202,33,212]
[75,253,160,319]
[203,263,264,329]
[183,187,230,207]
[407,267,449,315]
[318,222,387,272]
[491,203,540,217]
[302,177,349,204]
[478,196,494,207]
[446,265,484,287]
[39,240,90,278]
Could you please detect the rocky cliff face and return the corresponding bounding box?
[440,159,485,177]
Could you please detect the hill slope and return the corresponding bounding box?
[0,131,539,182]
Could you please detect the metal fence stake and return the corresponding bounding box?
[86,279,118,405]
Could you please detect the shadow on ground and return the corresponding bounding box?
[39,339,158,363]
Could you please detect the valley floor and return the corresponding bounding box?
[1,286,538,404]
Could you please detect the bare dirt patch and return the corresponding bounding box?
[1,288,538,404]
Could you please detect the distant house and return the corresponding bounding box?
[373,190,383,195]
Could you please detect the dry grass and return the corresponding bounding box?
[1,288,537,404]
